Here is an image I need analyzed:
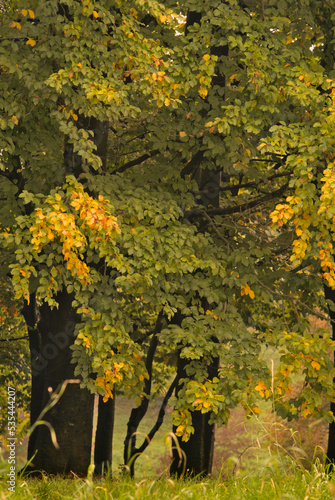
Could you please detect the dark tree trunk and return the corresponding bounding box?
[170,355,219,477]
[171,165,221,477]
[170,5,228,477]
[94,391,115,475]
[324,284,335,467]
[21,293,46,460]
[24,291,94,475]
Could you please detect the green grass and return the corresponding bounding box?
[1,340,333,498]
[112,395,173,477]
[1,399,335,499]
[0,463,335,499]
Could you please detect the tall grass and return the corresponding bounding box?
[0,465,334,499]
[1,426,335,500]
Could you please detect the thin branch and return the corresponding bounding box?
[200,211,232,252]
[217,171,292,194]
[186,184,288,219]
[256,277,331,322]
[115,150,159,173]
[324,0,335,11]
[134,373,180,456]
[0,335,29,343]
[124,314,163,471]
[180,150,204,178]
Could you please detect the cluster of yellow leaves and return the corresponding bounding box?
[270,203,295,227]
[174,409,193,442]
[270,163,335,288]
[9,10,35,32]
[301,403,313,417]
[21,9,35,18]
[58,105,78,121]
[96,362,125,402]
[8,178,119,303]
[192,398,211,412]
[205,309,221,320]
[69,184,118,238]
[254,380,271,398]
[82,336,91,350]
[240,283,255,299]
[9,21,21,30]
[30,201,89,284]
[30,198,92,285]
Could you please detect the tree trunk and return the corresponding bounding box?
[170,355,218,477]
[94,391,115,475]
[324,284,335,467]
[24,291,94,475]
[21,293,45,461]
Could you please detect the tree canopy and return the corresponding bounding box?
[2,0,335,475]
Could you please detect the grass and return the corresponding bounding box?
[1,340,333,498]
[112,395,173,476]
[0,461,335,499]
[1,407,334,499]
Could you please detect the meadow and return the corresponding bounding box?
[0,393,334,499]
[1,342,333,499]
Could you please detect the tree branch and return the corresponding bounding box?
[216,171,292,194]
[133,372,180,457]
[186,184,288,219]
[0,335,29,343]
[116,150,159,173]
[123,313,163,473]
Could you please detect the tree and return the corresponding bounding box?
[1,0,335,477]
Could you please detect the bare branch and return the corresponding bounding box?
[0,335,29,343]
[116,150,159,173]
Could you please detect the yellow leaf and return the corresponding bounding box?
[92,10,99,18]
[11,115,18,125]
[302,406,313,417]
[255,381,266,392]
[175,425,184,436]
[179,131,187,138]
[160,14,167,23]
[21,9,28,16]
[203,54,210,61]
[9,21,21,30]
[253,407,261,414]
[129,8,138,18]
[164,97,170,106]
[241,284,255,299]
[311,360,321,370]
[26,38,36,47]
[28,10,35,19]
